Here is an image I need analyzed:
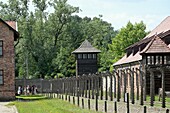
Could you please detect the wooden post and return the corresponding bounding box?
[166,109,169,113]
[131,68,135,104]
[95,92,98,111]
[161,68,165,108]
[92,75,94,99]
[110,73,113,101]
[114,101,117,113]
[117,70,121,102]
[136,68,139,100]
[77,96,80,106]
[69,95,70,102]
[85,77,87,98]
[105,100,107,113]
[88,98,90,109]
[127,93,129,113]
[82,98,84,109]
[105,74,108,100]
[73,96,75,105]
[88,76,91,99]
[144,106,147,113]
[123,70,127,102]
[143,68,147,101]
[100,74,103,100]
[150,70,154,106]
[139,68,144,105]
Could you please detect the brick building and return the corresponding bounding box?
[113,16,170,107]
[0,19,19,101]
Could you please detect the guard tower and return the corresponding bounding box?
[72,40,101,76]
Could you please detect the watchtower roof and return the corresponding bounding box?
[72,39,101,53]
[140,35,170,54]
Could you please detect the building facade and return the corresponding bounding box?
[113,16,170,107]
[0,19,19,100]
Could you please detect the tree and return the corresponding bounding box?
[109,21,148,64]
[0,0,119,78]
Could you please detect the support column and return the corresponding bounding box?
[122,70,126,102]
[130,68,135,104]
[143,67,147,101]
[150,70,154,106]
[161,68,165,108]
[110,73,113,101]
[136,68,139,100]
[139,68,144,105]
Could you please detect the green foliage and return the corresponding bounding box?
[109,21,148,64]
[0,1,147,78]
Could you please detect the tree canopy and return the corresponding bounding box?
[0,0,147,78]
[108,21,148,65]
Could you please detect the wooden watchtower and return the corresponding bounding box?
[72,40,101,76]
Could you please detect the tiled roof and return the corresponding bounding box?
[72,39,101,53]
[113,52,142,66]
[6,21,17,31]
[0,18,19,40]
[140,35,170,54]
[113,16,170,66]
[145,16,170,38]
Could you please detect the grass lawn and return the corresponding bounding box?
[16,95,48,100]
[144,95,170,108]
[12,96,101,113]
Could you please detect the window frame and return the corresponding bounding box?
[0,40,3,57]
[0,70,3,85]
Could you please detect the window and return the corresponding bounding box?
[93,54,96,59]
[78,54,82,59]
[147,56,150,64]
[0,40,2,56]
[83,54,87,59]
[0,70,3,85]
[88,54,92,59]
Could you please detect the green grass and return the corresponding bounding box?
[13,97,100,113]
[16,95,47,100]
[144,95,170,108]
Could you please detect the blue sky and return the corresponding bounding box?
[3,0,168,31]
[67,0,170,31]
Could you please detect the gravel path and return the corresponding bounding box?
[64,95,168,113]
[0,102,18,113]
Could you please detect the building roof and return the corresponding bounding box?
[113,16,170,66]
[6,21,17,31]
[0,18,19,41]
[127,16,170,49]
[145,16,170,38]
[72,39,101,53]
[113,52,142,66]
[140,35,170,54]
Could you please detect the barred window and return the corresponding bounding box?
[0,70,3,85]
[93,54,96,59]
[88,54,92,59]
[0,41,3,56]
[78,54,82,59]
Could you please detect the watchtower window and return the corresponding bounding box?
[78,54,82,59]
[166,56,170,64]
[88,54,92,59]
[93,54,96,59]
[83,54,87,59]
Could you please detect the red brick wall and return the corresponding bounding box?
[0,21,15,100]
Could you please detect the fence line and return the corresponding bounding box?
[16,72,169,113]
